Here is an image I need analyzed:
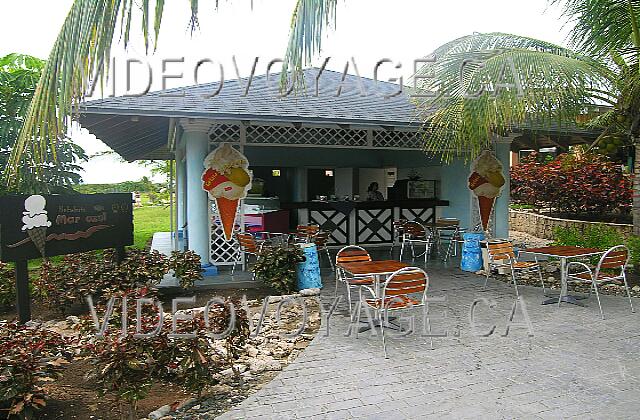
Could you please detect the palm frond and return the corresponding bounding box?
[281,0,337,90]
[415,33,615,162]
[554,0,640,59]
[5,0,196,187]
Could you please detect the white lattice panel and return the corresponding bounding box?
[401,207,435,226]
[208,124,241,146]
[246,125,367,147]
[209,199,244,266]
[373,130,422,148]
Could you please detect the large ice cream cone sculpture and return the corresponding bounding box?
[202,144,252,241]
[468,151,505,232]
[216,197,240,241]
[21,195,52,257]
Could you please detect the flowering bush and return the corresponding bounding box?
[0,322,70,418]
[511,152,632,215]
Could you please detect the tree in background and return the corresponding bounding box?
[414,0,640,233]
[0,53,86,194]
[5,0,334,188]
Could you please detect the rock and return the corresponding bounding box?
[66,315,80,324]
[632,286,640,292]
[250,356,281,373]
[246,345,259,357]
[545,265,558,273]
[300,288,320,296]
[175,397,197,411]
[148,404,172,419]
[269,296,283,304]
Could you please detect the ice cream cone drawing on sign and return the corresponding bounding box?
[202,144,252,241]
[468,151,505,232]
[21,195,52,257]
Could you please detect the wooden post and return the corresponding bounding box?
[116,246,126,264]
[15,259,30,324]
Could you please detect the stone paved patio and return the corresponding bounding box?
[218,259,640,419]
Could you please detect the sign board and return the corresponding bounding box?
[0,193,134,262]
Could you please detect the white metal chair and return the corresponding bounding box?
[566,245,634,319]
[399,221,434,264]
[357,266,430,358]
[484,241,546,297]
[335,246,374,312]
[389,219,408,257]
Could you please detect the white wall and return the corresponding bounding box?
[334,168,354,198]
[358,168,389,198]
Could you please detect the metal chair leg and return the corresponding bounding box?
[345,282,353,313]
[399,240,405,261]
[381,311,388,358]
[511,269,520,297]
[326,248,335,272]
[537,264,546,294]
[592,280,605,320]
[484,268,491,288]
[622,272,635,313]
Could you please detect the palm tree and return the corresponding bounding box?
[414,0,640,232]
[5,0,336,190]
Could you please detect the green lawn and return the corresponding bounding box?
[133,205,171,249]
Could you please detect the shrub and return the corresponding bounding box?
[0,322,70,418]
[38,249,204,313]
[166,250,203,289]
[511,151,632,215]
[0,263,16,309]
[553,225,640,269]
[252,246,305,294]
[84,298,249,416]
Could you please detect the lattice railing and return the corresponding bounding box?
[246,125,368,147]
[373,130,423,148]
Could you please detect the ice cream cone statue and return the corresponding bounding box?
[202,144,252,241]
[21,195,52,257]
[468,151,506,232]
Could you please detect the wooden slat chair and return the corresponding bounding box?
[293,224,320,244]
[357,267,430,358]
[311,230,334,271]
[484,241,546,297]
[399,221,434,264]
[233,233,265,278]
[566,245,634,319]
[389,219,408,257]
[335,246,374,312]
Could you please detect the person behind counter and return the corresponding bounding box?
[366,182,385,201]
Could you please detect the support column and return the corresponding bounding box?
[181,119,212,263]
[175,144,186,232]
[494,135,515,239]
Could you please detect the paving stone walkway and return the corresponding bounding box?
[218,261,640,419]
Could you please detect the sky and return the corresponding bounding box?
[0,0,572,184]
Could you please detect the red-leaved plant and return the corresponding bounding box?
[511,151,632,216]
[0,322,71,419]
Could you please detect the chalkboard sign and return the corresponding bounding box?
[0,193,134,323]
[0,193,133,261]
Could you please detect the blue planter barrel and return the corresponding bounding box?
[297,244,322,290]
[461,232,486,272]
